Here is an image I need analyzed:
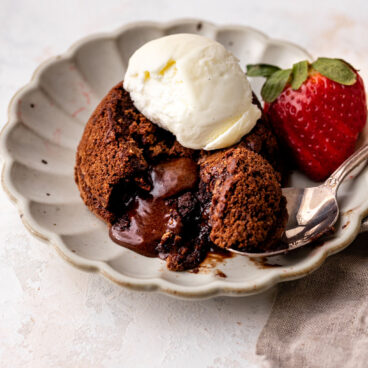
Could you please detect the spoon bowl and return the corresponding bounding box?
[229,144,368,257]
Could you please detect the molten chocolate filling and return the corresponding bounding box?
[110,158,198,257]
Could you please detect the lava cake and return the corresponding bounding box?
[75,82,287,271]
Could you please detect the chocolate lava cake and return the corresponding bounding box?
[75,82,287,271]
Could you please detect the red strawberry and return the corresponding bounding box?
[247,59,367,181]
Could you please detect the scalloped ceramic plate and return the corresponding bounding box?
[2,20,368,299]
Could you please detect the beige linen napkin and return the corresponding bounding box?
[256,232,368,368]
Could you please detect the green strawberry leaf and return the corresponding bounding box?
[312,57,356,85]
[261,69,292,103]
[291,60,309,90]
[246,64,281,78]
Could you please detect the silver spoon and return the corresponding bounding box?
[229,144,368,258]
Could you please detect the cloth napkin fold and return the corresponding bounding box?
[256,232,368,368]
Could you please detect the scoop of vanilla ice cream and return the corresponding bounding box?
[123,34,261,150]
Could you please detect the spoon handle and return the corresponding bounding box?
[325,144,368,193]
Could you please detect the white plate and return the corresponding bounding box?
[1,19,368,299]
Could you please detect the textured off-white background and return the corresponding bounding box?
[1,1,368,367]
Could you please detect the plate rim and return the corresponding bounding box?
[1,18,368,299]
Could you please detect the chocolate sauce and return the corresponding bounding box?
[150,158,197,198]
[215,270,227,278]
[249,257,282,268]
[197,246,234,270]
[110,158,198,257]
